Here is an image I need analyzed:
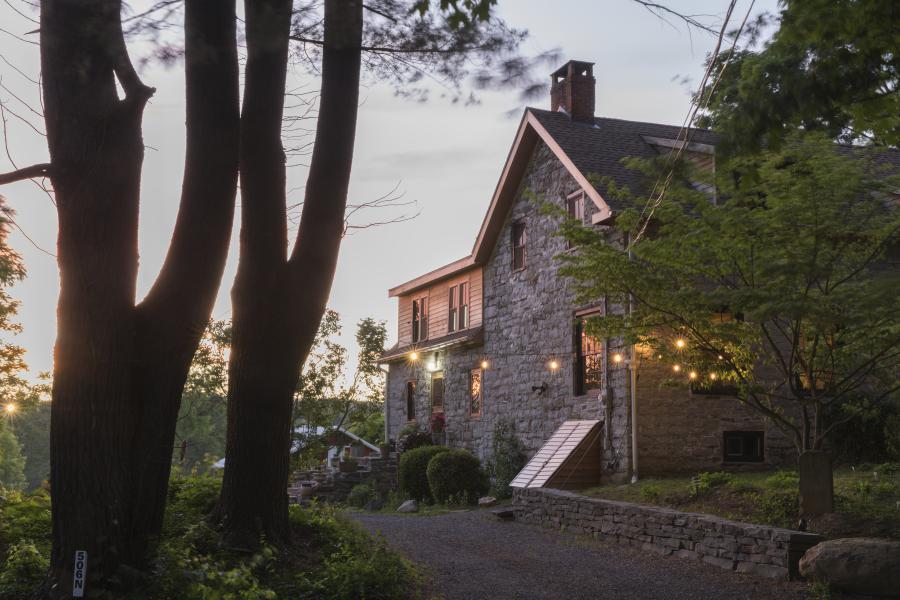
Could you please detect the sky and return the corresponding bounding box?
[0,0,776,381]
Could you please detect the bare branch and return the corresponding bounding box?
[0,162,50,185]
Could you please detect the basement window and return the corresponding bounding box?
[723,430,764,463]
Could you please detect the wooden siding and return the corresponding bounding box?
[397,267,482,346]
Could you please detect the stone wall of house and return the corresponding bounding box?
[634,360,797,474]
[513,487,823,580]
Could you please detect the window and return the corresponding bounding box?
[469,368,483,417]
[723,430,764,463]
[448,282,469,333]
[574,316,603,395]
[511,221,526,270]
[405,380,416,421]
[566,191,585,250]
[431,372,444,413]
[412,297,428,342]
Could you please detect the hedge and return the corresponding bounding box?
[398,445,450,503]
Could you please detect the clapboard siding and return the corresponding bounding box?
[396,267,483,345]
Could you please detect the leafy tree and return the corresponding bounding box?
[292,311,387,467]
[557,132,900,491]
[699,0,900,154]
[175,320,231,471]
[0,419,25,491]
[8,377,52,490]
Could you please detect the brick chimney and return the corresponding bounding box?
[550,60,595,123]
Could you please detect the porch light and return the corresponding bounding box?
[549,360,559,370]
[409,351,419,361]
[612,353,623,364]
[480,360,489,369]
[675,339,686,349]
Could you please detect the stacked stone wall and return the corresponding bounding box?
[513,487,823,580]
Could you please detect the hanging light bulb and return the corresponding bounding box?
[709,372,718,381]
[672,364,681,373]
[689,371,698,380]
[675,339,686,349]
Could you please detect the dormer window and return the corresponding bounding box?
[448,281,469,333]
[412,297,428,343]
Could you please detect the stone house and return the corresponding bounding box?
[379,60,796,482]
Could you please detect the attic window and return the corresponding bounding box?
[412,296,428,343]
[566,191,585,249]
[511,221,526,270]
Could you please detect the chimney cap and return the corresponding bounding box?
[551,60,595,80]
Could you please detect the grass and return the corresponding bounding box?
[582,464,900,539]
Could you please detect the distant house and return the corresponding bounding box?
[379,59,800,482]
[213,425,380,473]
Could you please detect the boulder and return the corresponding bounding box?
[799,538,900,597]
[397,499,418,513]
[478,496,498,507]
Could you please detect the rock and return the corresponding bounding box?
[493,508,515,521]
[799,538,900,597]
[397,499,418,513]
[478,496,498,507]
[364,498,384,512]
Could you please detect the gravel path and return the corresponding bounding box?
[351,509,812,600]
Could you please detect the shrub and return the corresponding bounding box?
[426,449,489,505]
[346,484,375,508]
[765,470,800,489]
[639,483,662,502]
[688,471,734,497]
[755,489,798,529]
[0,489,51,558]
[487,420,527,500]
[0,541,48,599]
[398,431,434,454]
[399,446,450,502]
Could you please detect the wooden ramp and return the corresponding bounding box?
[510,420,604,490]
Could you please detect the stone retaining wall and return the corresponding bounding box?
[513,487,823,580]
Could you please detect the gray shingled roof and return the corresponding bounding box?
[529,108,719,212]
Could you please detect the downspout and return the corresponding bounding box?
[627,234,639,483]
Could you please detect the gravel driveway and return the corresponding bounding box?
[351,508,812,600]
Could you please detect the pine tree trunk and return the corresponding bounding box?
[218,0,362,543]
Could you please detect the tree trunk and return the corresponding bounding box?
[218,0,363,543]
[41,0,239,594]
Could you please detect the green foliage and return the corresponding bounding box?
[426,449,489,505]
[486,420,527,499]
[346,483,375,508]
[688,471,735,498]
[0,420,25,491]
[825,395,900,464]
[765,471,800,490]
[754,490,799,529]
[809,581,833,600]
[398,431,433,454]
[639,483,662,503]
[698,0,900,154]
[0,541,48,599]
[557,132,900,453]
[11,381,51,490]
[0,489,51,558]
[399,445,450,502]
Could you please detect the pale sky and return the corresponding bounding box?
[0,0,775,380]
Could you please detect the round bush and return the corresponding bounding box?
[398,431,433,454]
[398,445,450,502]
[426,449,489,505]
[346,483,374,508]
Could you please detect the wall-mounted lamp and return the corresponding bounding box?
[548,360,559,370]
[480,360,489,370]
[532,382,548,395]
[409,351,419,361]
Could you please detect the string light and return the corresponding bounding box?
[689,371,698,380]
[675,339,686,349]
[672,364,681,373]
[709,373,718,381]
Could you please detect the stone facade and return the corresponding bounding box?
[514,487,824,580]
[385,137,797,480]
